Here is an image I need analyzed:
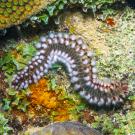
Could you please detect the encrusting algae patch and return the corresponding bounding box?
[29,78,58,109]
[28,78,80,122]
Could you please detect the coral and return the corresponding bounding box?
[12,32,128,107]
[0,0,55,30]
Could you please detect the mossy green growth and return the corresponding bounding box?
[0,42,36,112]
[2,89,30,112]
[96,8,135,95]
[0,113,12,134]
[91,110,135,135]
[36,0,125,24]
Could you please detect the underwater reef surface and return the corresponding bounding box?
[0,1,135,135]
[58,10,134,85]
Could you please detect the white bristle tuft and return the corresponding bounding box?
[16,76,20,80]
[112,99,117,105]
[93,97,98,104]
[39,55,44,60]
[53,38,58,44]
[79,51,85,56]
[74,84,81,90]
[65,40,70,46]
[44,63,49,69]
[85,94,91,100]
[72,71,78,76]
[99,86,104,92]
[92,74,97,79]
[87,51,93,57]
[23,83,28,89]
[35,70,40,75]
[40,66,44,71]
[20,82,25,89]
[33,79,38,83]
[84,76,90,81]
[15,80,18,83]
[34,62,38,66]
[34,56,39,60]
[86,81,92,86]
[77,38,83,45]
[37,75,41,80]
[40,50,45,54]
[61,52,66,58]
[36,43,42,49]
[70,35,76,41]
[71,64,76,68]
[44,69,48,74]
[57,50,62,56]
[94,85,98,89]
[42,43,47,49]
[75,46,80,52]
[40,36,46,42]
[89,98,94,104]
[83,59,89,65]
[37,59,42,63]
[49,33,55,38]
[70,59,75,64]
[59,38,64,44]
[29,80,32,84]
[64,33,69,39]
[92,67,97,73]
[71,76,79,83]
[58,33,63,38]
[13,75,17,80]
[79,90,86,96]
[40,72,44,76]
[106,98,111,106]
[48,39,52,44]
[84,68,89,73]
[98,98,104,106]
[71,42,76,48]
[91,60,96,66]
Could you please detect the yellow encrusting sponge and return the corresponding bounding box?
[0,0,55,29]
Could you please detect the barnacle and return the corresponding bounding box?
[0,0,55,30]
